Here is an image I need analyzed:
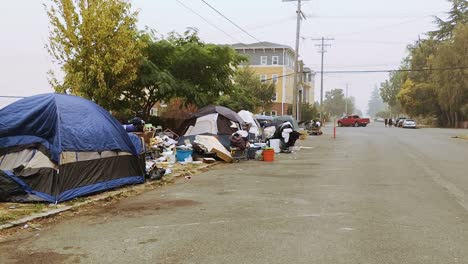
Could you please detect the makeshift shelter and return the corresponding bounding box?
[0,93,145,203]
[273,116,299,130]
[181,106,244,136]
[238,110,261,137]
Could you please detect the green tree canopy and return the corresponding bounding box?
[216,66,275,112]
[46,0,144,111]
[324,89,346,117]
[167,29,246,107]
[430,0,468,40]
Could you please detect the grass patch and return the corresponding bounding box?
[0,213,17,225]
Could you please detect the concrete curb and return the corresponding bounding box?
[0,162,221,231]
[453,135,468,140]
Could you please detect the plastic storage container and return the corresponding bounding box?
[176,149,193,162]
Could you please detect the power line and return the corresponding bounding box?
[317,66,468,74]
[261,66,467,81]
[175,0,241,43]
[0,96,25,99]
[200,0,261,42]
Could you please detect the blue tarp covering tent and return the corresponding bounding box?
[0,93,145,203]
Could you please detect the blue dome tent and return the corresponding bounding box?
[0,93,145,203]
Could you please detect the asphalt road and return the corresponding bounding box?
[1,123,468,264]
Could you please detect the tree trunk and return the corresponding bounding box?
[445,111,451,127]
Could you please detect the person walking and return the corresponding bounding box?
[384,118,388,127]
[388,118,393,127]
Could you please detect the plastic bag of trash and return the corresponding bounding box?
[162,135,178,147]
[149,168,165,181]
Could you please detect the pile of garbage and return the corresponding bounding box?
[128,107,310,182]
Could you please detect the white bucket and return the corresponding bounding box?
[269,139,281,153]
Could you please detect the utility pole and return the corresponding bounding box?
[283,0,308,120]
[311,37,333,122]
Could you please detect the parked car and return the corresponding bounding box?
[395,117,407,127]
[337,115,370,127]
[402,119,417,128]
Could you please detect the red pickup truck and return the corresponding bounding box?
[337,115,370,127]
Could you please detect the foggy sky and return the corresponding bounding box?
[0,0,450,113]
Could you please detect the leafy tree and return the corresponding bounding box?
[121,37,176,120]
[46,0,144,111]
[216,66,275,112]
[375,110,391,118]
[121,29,247,118]
[300,103,319,121]
[367,86,386,118]
[167,29,246,107]
[323,89,346,117]
[216,86,257,112]
[345,96,356,115]
[397,79,439,117]
[431,24,468,126]
[380,69,406,116]
[430,0,468,40]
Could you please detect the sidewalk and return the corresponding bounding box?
[0,162,220,231]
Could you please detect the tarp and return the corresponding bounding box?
[194,105,245,124]
[0,93,144,203]
[0,93,137,163]
[238,110,260,136]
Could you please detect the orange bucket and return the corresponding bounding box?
[262,149,275,162]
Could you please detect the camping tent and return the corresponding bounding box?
[0,93,145,203]
[182,105,244,136]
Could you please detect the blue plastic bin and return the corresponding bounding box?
[176,149,193,162]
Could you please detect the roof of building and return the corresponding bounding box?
[231,42,294,52]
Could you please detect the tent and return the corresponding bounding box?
[182,105,244,136]
[273,115,299,130]
[0,93,145,203]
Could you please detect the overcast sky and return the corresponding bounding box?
[0,0,451,113]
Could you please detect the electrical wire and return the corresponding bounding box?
[175,0,241,43]
[0,96,25,99]
[260,66,468,81]
[317,66,468,74]
[200,0,262,42]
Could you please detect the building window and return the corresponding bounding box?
[271,110,277,116]
[272,56,279,65]
[272,74,278,84]
[260,56,267,65]
[272,92,277,102]
[150,108,158,116]
[260,74,267,83]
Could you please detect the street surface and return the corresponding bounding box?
[1,123,468,264]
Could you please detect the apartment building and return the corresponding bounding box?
[231,42,296,116]
[232,42,315,116]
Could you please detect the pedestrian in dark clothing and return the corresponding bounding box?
[388,118,393,127]
[384,118,388,127]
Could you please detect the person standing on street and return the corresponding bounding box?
[388,118,393,127]
[384,118,388,127]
